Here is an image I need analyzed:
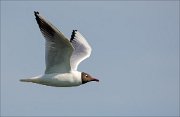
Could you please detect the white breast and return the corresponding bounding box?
[38,71,82,87]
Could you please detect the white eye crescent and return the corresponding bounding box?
[85,75,88,77]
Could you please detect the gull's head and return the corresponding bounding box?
[81,72,99,84]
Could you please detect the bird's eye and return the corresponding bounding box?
[85,75,88,77]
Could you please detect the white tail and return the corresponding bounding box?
[20,75,41,83]
[20,79,33,82]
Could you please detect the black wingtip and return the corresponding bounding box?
[33,11,55,38]
[70,30,77,42]
[34,11,41,26]
[34,11,39,17]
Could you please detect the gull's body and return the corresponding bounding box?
[20,11,99,87]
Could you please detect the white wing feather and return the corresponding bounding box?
[70,30,92,70]
[34,12,74,74]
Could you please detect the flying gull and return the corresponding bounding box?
[20,11,99,87]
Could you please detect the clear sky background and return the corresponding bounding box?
[1,1,179,116]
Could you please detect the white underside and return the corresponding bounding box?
[21,71,82,87]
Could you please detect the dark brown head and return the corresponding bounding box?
[81,72,99,84]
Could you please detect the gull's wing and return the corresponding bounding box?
[70,30,92,70]
[34,11,74,74]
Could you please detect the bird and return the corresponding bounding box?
[20,11,99,87]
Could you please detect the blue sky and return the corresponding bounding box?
[1,1,179,116]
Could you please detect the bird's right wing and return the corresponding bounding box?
[34,11,74,74]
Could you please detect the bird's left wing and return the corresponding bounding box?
[34,11,74,74]
[70,30,92,70]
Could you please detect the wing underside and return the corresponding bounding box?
[70,30,92,70]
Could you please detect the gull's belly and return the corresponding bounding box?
[38,73,82,87]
